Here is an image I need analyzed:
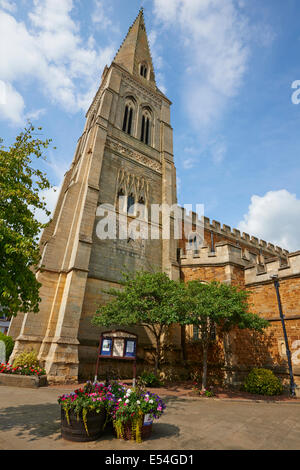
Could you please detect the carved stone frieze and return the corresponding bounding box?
[106,138,162,173]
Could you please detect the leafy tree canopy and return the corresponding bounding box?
[93,270,187,332]
[185,280,269,391]
[92,270,188,373]
[0,123,54,317]
[185,280,269,334]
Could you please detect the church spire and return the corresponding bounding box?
[113,8,156,87]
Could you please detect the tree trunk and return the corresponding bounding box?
[154,335,161,376]
[202,342,208,392]
[223,332,233,387]
[181,325,187,362]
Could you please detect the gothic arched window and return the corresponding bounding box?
[140,64,148,79]
[127,193,135,215]
[140,109,151,146]
[122,98,135,135]
[189,235,197,249]
[117,188,125,211]
[187,232,203,251]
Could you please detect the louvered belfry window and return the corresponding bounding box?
[141,113,150,145]
[123,105,133,135]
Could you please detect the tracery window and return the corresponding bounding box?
[140,109,151,145]
[127,193,135,215]
[116,170,149,220]
[122,98,135,135]
[117,188,126,211]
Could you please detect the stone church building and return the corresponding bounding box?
[8,10,300,387]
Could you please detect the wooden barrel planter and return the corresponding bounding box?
[114,416,153,442]
[122,421,153,441]
[61,408,106,442]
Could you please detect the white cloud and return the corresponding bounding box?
[0,1,115,125]
[153,0,249,130]
[0,0,16,12]
[148,29,166,93]
[92,0,115,30]
[238,190,300,252]
[26,108,46,121]
[33,185,60,227]
[0,81,25,125]
[210,139,227,164]
[29,0,76,33]
[181,136,227,168]
[0,80,6,105]
[153,0,179,23]
[46,151,69,182]
[183,158,196,170]
[184,146,198,154]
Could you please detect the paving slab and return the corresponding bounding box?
[0,385,300,450]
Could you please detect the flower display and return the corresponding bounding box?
[109,387,166,442]
[57,380,166,442]
[58,381,127,436]
[59,382,109,435]
[0,363,46,376]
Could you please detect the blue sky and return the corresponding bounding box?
[1,0,300,251]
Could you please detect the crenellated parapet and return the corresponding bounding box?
[180,241,255,268]
[244,251,300,285]
[179,207,289,259]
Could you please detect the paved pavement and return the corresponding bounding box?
[0,385,300,450]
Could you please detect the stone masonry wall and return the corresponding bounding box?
[179,242,300,389]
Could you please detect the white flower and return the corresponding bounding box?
[149,399,153,404]
[126,388,132,394]
[118,398,122,402]
[137,400,140,405]
[125,399,129,404]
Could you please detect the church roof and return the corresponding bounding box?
[113,8,156,87]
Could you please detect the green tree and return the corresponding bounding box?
[92,271,188,375]
[0,123,54,318]
[185,280,269,391]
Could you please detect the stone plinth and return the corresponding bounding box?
[0,374,48,388]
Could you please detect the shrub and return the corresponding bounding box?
[243,368,283,396]
[0,333,14,362]
[138,371,163,388]
[12,350,39,369]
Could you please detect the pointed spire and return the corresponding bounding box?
[113,8,156,86]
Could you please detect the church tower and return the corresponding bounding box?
[9,9,179,383]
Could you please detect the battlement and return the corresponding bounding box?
[180,241,256,267]
[244,251,300,285]
[179,207,289,258]
[179,239,296,285]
